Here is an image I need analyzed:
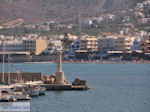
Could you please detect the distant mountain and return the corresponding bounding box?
[0,0,144,24]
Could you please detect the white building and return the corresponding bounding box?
[120,28,130,35]
[0,39,24,52]
[44,39,62,54]
[79,35,98,51]
[80,19,93,26]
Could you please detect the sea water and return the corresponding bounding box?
[0,63,150,112]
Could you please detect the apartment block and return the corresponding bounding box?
[23,37,47,55]
[146,34,150,53]
[79,36,98,52]
[98,37,115,54]
[114,36,134,52]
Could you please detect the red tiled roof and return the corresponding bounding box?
[103,33,113,36]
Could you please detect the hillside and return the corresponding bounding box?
[0,0,144,24]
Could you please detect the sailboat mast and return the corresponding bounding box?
[8,53,10,85]
[2,37,5,83]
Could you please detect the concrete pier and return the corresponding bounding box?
[37,84,89,91]
[43,84,72,90]
[0,51,89,91]
[40,51,90,91]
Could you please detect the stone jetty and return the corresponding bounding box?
[41,51,89,90]
[0,51,89,91]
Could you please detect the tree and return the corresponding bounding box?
[61,33,73,52]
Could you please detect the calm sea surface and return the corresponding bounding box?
[0,63,150,112]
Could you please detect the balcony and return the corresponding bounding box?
[124,43,132,45]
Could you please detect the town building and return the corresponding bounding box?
[130,37,141,52]
[100,14,115,20]
[79,36,98,52]
[80,19,93,26]
[43,39,62,54]
[102,33,114,38]
[3,19,24,28]
[114,36,134,52]
[0,26,3,29]
[75,36,98,60]
[139,37,148,52]
[0,35,24,53]
[98,37,115,54]
[120,28,130,35]
[146,34,150,53]
[0,39,24,52]
[23,37,47,55]
[67,40,80,59]
[69,40,80,54]
[38,25,50,31]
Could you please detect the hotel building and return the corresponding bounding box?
[79,36,98,52]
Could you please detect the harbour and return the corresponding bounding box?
[0,0,150,111]
[0,51,89,91]
[0,51,89,109]
[0,62,150,112]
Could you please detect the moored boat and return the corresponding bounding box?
[34,86,46,95]
[0,88,17,102]
[26,89,39,97]
[13,87,32,100]
[25,86,39,97]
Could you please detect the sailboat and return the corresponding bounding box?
[0,87,17,102]
[1,35,11,85]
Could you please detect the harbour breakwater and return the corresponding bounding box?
[0,55,62,62]
[0,72,42,84]
[0,72,89,90]
[0,51,90,90]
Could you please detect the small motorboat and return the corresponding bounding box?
[13,87,32,100]
[25,86,39,97]
[34,86,46,95]
[14,92,32,100]
[0,88,17,102]
[26,89,39,97]
[0,95,17,102]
